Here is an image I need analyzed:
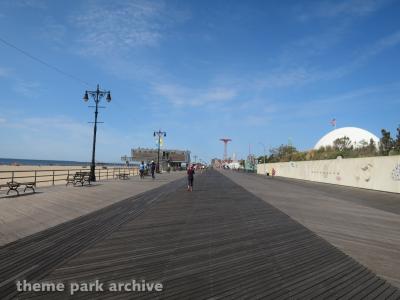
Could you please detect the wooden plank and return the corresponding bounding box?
[223,170,400,289]
[1,170,399,299]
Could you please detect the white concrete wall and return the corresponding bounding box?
[257,155,400,193]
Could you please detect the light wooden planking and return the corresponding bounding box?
[222,170,400,289]
[0,172,185,246]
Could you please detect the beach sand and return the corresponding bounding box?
[0,165,138,187]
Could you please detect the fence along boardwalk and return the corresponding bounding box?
[0,167,138,187]
[1,170,399,299]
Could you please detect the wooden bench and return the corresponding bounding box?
[117,173,129,180]
[66,174,76,186]
[66,172,91,186]
[6,181,36,196]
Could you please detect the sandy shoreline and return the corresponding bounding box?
[0,165,138,187]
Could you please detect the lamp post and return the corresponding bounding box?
[259,142,267,175]
[83,84,111,182]
[153,129,166,173]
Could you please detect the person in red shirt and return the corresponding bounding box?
[187,165,195,192]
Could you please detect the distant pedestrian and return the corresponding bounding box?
[150,161,156,179]
[139,161,145,179]
[187,164,195,192]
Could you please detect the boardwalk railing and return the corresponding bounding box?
[0,167,139,187]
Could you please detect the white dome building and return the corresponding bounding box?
[314,127,379,150]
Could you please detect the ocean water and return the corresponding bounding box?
[0,158,126,166]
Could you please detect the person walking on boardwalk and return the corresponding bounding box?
[150,161,156,179]
[187,164,195,192]
[139,161,145,179]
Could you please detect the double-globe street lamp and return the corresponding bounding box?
[153,130,166,173]
[83,84,111,182]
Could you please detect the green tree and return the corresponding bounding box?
[368,138,377,154]
[396,125,400,151]
[257,155,268,164]
[333,136,353,151]
[379,129,394,155]
[269,144,298,162]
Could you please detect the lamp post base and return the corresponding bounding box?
[90,165,96,182]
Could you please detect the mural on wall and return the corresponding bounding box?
[392,163,400,181]
[323,164,329,179]
[313,164,340,180]
[355,163,373,182]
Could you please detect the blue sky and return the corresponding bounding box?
[0,0,399,163]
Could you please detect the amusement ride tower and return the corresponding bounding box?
[219,138,232,163]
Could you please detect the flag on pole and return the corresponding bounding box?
[330,118,337,128]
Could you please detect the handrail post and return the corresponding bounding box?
[113,168,115,179]
[52,171,55,185]
[34,171,37,185]
[11,171,14,183]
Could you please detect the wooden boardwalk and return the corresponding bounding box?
[223,170,400,289]
[0,172,185,245]
[1,170,399,299]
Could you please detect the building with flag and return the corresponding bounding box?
[125,148,191,170]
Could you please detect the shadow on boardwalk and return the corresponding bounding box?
[1,170,399,299]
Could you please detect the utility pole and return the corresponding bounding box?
[83,84,111,182]
[153,130,166,173]
[259,142,267,175]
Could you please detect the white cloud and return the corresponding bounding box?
[243,115,270,127]
[153,83,237,107]
[13,80,41,97]
[273,82,400,120]
[205,88,237,101]
[0,67,11,78]
[17,0,47,9]
[255,68,313,89]
[356,29,400,62]
[0,117,6,124]
[320,29,400,79]
[40,17,67,46]
[297,0,390,21]
[254,29,400,92]
[0,115,134,161]
[3,116,90,134]
[71,0,188,56]
[1,0,47,9]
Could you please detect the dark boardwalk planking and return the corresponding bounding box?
[2,170,399,299]
[0,178,185,299]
